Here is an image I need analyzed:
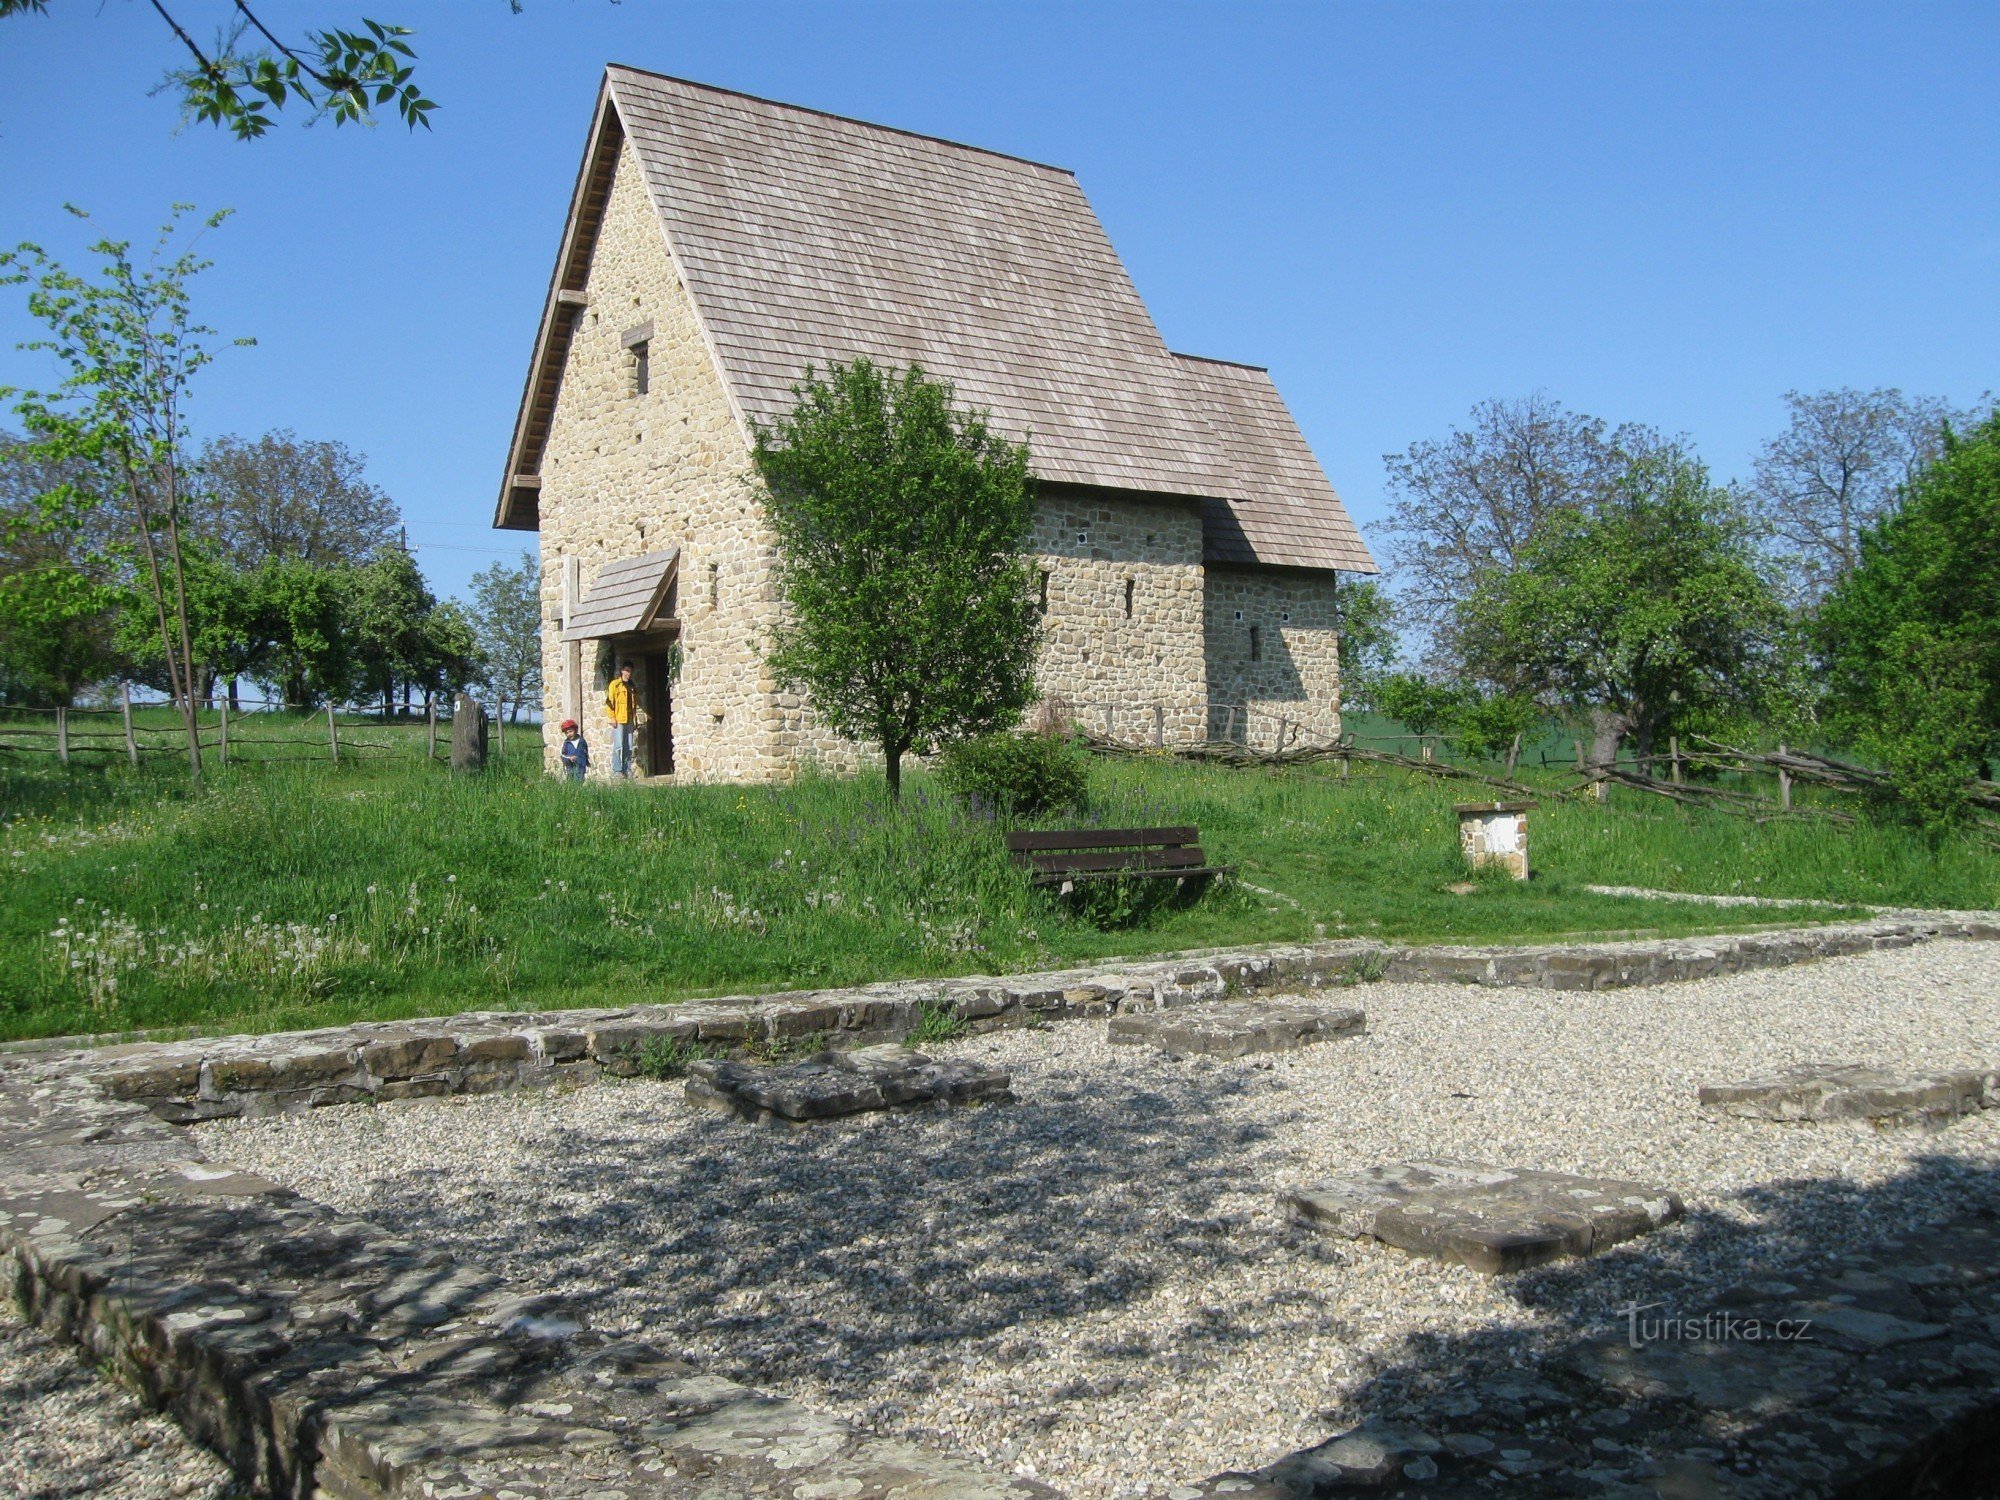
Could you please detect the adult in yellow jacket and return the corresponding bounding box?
[605,661,637,776]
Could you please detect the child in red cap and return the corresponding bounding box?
[559,719,589,782]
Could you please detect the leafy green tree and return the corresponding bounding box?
[254,558,352,709]
[1371,673,1469,738]
[345,546,434,713]
[1819,409,2000,824]
[195,429,400,568]
[1,2,433,139]
[466,550,542,720]
[2,206,249,775]
[1329,576,1396,712]
[0,434,121,704]
[413,598,481,707]
[1381,395,1663,672]
[754,359,1040,799]
[1457,449,1783,770]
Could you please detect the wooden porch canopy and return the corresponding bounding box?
[562,547,680,642]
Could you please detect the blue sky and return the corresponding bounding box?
[3,1,1995,602]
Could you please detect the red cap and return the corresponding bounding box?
[560,719,578,732]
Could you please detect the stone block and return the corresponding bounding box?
[1106,1000,1365,1059]
[684,1044,1012,1124]
[1287,1160,1685,1275]
[456,1033,531,1065]
[96,1058,203,1101]
[209,1047,357,1095]
[359,1033,459,1080]
[1698,1063,1993,1129]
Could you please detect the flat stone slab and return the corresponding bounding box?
[1699,1061,1999,1129]
[1107,999,1365,1058]
[1286,1160,1685,1275]
[685,1044,1013,1123]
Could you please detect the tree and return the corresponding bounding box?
[1380,395,1662,672]
[1328,576,1396,712]
[253,559,351,709]
[2,206,249,775]
[1818,409,2000,825]
[467,551,542,721]
[345,546,434,714]
[1457,448,1784,770]
[0,2,433,139]
[0,433,122,704]
[1750,387,1976,604]
[195,430,399,569]
[755,359,1040,799]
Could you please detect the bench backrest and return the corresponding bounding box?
[1004,826,1208,877]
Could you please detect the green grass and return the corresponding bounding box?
[1,727,1994,1043]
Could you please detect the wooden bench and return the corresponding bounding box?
[1004,826,1232,890]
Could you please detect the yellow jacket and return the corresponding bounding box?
[605,677,636,725]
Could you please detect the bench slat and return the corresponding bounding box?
[1004,826,1199,853]
[1025,847,1210,875]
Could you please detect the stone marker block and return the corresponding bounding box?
[685,1044,1012,1124]
[1698,1062,1996,1129]
[450,692,488,772]
[1106,1000,1365,1059]
[1455,800,1536,880]
[1286,1160,1684,1275]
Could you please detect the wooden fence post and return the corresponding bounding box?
[327,703,340,766]
[56,706,68,765]
[1276,716,1289,756]
[121,684,139,766]
[1105,703,1116,742]
[427,699,438,761]
[1505,731,1522,779]
[494,703,504,757]
[1778,742,1792,811]
[1670,735,1683,785]
[1224,703,1237,744]
[218,696,229,766]
[1153,704,1164,748]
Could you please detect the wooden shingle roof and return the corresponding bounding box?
[498,68,1376,577]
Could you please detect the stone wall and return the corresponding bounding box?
[1029,486,1208,743]
[1204,564,1344,748]
[535,136,789,784]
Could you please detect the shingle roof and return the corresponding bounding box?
[563,547,680,641]
[1174,355,1378,573]
[499,67,1376,577]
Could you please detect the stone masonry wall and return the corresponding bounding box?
[536,136,785,784]
[1030,486,1208,744]
[1204,564,1344,748]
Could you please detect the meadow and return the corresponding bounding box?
[2,718,1995,1043]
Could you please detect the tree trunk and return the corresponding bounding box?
[227,676,241,713]
[1588,707,1631,790]
[884,735,905,800]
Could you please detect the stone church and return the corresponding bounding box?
[495,66,1377,782]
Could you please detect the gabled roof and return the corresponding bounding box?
[498,67,1377,577]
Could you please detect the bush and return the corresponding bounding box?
[935,731,1088,818]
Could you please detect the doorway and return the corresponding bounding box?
[642,651,675,775]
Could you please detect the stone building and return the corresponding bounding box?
[495,67,1376,782]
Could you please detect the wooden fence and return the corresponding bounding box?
[0,690,534,769]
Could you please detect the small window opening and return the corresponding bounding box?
[1076,531,1089,545]
[1232,609,1243,622]
[1038,570,1050,614]
[632,340,650,395]
[1249,625,1262,661]
[709,561,720,608]
[1281,610,1291,623]
[1123,578,1134,618]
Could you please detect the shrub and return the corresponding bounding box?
[935,731,1088,818]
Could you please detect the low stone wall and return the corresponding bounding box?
[5,915,1997,1499]
[61,915,1998,1123]
[0,1056,1051,1499]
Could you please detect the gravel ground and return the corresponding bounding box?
[199,940,2000,1498]
[0,1301,240,1499]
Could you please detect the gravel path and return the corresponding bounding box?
[0,1301,240,1499]
[199,940,2000,1498]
